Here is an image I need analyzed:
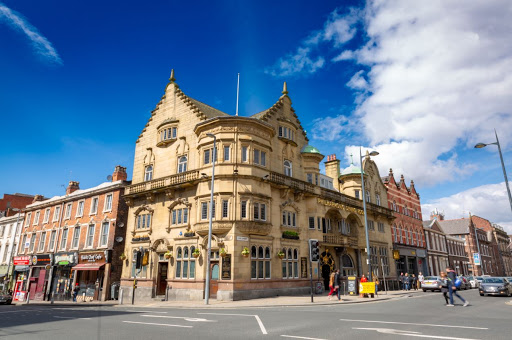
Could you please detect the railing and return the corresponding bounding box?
[268,171,316,194]
[323,234,358,247]
[320,188,362,207]
[125,170,199,195]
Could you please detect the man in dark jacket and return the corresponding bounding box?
[334,269,341,301]
[399,272,404,290]
[446,267,469,307]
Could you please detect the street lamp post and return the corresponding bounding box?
[204,133,217,305]
[359,148,379,282]
[475,129,512,215]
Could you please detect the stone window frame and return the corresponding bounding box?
[132,205,154,236]
[48,229,57,252]
[177,154,188,173]
[38,231,47,253]
[33,210,40,225]
[76,200,85,218]
[250,245,271,280]
[281,247,299,279]
[199,199,215,221]
[223,144,231,162]
[43,208,51,224]
[98,218,111,249]
[103,193,113,212]
[25,212,32,227]
[156,121,178,147]
[59,227,69,251]
[85,223,95,249]
[284,160,292,177]
[70,224,81,250]
[168,198,192,231]
[64,203,73,220]
[52,206,61,222]
[253,148,267,167]
[144,164,154,182]
[89,196,99,215]
[175,245,197,280]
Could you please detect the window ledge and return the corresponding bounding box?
[278,137,297,147]
[157,138,177,148]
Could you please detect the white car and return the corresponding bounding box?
[467,276,479,288]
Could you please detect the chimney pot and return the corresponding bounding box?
[112,165,127,182]
[66,181,80,195]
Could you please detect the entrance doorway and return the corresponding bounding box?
[157,262,168,296]
[322,264,331,290]
[209,263,219,299]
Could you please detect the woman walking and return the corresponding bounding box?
[439,272,450,305]
[327,271,336,300]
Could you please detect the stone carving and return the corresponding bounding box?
[236,221,273,236]
[193,221,233,236]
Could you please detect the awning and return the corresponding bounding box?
[71,263,105,271]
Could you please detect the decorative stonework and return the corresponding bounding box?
[236,221,273,236]
[193,221,233,236]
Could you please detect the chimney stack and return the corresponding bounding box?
[112,165,127,181]
[66,181,80,195]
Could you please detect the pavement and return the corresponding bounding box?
[14,289,421,308]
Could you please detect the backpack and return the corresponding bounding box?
[454,278,462,288]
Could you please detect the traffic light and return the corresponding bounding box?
[142,250,149,266]
[135,250,142,269]
[309,239,319,262]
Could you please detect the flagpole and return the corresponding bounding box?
[236,73,240,116]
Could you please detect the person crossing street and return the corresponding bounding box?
[446,267,469,307]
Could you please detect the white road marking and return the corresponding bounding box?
[340,319,488,330]
[141,315,217,322]
[199,312,268,335]
[281,335,327,340]
[353,327,481,340]
[0,309,46,314]
[53,316,91,320]
[119,310,168,314]
[122,321,192,328]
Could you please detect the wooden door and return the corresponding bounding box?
[157,262,168,296]
[210,263,219,298]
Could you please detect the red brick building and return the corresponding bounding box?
[0,193,37,217]
[471,215,510,276]
[16,166,130,302]
[383,169,427,276]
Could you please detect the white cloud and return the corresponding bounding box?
[0,2,62,64]
[265,7,359,77]
[313,0,512,188]
[421,182,512,234]
[311,115,350,142]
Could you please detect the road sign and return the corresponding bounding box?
[473,253,481,266]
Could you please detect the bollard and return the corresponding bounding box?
[165,286,169,301]
[119,288,123,305]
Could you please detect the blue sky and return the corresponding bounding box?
[1,0,512,232]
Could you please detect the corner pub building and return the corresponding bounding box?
[120,70,396,301]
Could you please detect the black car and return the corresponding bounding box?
[479,277,512,297]
[0,292,12,305]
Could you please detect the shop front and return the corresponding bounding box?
[51,252,77,301]
[12,256,31,301]
[72,251,108,302]
[28,254,53,301]
[394,247,427,276]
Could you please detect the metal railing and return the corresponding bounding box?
[268,171,316,193]
[125,170,199,195]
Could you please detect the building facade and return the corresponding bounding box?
[446,235,469,276]
[0,193,36,217]
[120,72,396,302]
[382,170,427,277]
[16,166,129,302]
[422,219,449,276]
[0,213,23,291]
[431,212,496,277]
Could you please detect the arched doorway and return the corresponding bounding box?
[320,251,335,290]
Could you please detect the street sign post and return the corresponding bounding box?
[473,253,481,266]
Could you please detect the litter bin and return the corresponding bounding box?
[111,282,120,300]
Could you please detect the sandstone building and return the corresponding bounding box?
[120,71,396,301]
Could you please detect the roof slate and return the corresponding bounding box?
[438,218,470,235]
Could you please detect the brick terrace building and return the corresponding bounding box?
[382,170,427,276]
[16,166,129,302]
[422,219,449,276]
[471,215,511,276]
[446,235,470,276]
[431,212,496,276]
[0,193,36,217]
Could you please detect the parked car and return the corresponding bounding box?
[0,292,12,305]
[422,276,442,292]
[459,276,471,290]
[467,276,479,289]
[479,277,512,297]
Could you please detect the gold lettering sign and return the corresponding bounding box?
[317,198,364,215]
[393,250,400,260]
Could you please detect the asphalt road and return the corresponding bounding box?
[1,290,510,340]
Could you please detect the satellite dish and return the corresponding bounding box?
[115,236,124,243]
[107,175,113,181]
[117,222,124,228]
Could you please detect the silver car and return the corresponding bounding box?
[479,277,512,297]
[422,276,442,292]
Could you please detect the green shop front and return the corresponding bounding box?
[51,252,77,301]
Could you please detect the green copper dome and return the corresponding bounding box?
[301,145,322,154]
[341,163,363,175]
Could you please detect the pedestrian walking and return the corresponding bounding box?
[334,269,342,300]
[327,271,336,300]
[446,267,469,307]
[439,272,450,305]
[404,273,410,291]
[411,274,417,290]
[374,277,380,296]
[418,272,424,289]
[399,272,404,290]
[72,284,79,302]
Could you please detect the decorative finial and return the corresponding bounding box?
[169,69,175,82]
[389,168,393,174]
[282,81,288,95]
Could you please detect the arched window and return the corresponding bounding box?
[341,254,355,276]
[144,165,153,181]
[252,245,271,279]
[282,248,299,279]
[175,246,195,279]
[284,160,292,177]
[178,156,187,173]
